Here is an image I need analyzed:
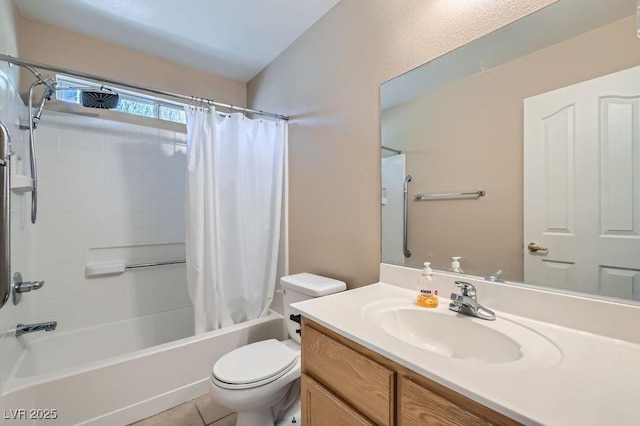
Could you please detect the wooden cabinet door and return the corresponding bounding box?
[302,323,394,425]
[400,377,490,426]
[302,373,374,426]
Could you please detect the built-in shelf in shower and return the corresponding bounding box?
[10,174,32,193]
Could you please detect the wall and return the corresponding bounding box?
[381,15,640,281]
[31,111,191,332]
[248,0,557,287]
[0,0,29,394]
[18,17,246,108]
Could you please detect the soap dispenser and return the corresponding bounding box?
[449,256,464,273]
[416,262,438,308]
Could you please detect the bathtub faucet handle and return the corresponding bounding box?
[15,279,45,293]
[12,272,45,306]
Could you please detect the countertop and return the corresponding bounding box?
[292,281,640,426]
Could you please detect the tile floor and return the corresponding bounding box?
[130,394,236,426]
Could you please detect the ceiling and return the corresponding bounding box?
[14,0,341,82]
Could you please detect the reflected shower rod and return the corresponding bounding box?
[0,54,289,121]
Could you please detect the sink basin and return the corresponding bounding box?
[362,298,561,366]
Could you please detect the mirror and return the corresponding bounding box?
[381,0,640,302]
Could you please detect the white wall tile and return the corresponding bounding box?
[38,159,60,179]
[38,178,60,198]
[36,280,65,301]
[61,262,85,282]
[60,142,83,165]
[36,229,63,248]
[35,248,63,266]
[36,213,61,231]
[29,112,189,332]
[60,246,86,264]
[36,264,64,282]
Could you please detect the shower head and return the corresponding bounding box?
[32,81,56,128]
[81,88,119,109]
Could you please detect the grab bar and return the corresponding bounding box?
[125,260,186,270]
[403,175,412,258]
[85,259,187,277]
[414,190,485,201]
[381,145,402,155]
[0,120,11,310]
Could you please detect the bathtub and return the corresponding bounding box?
[0,308,286,425]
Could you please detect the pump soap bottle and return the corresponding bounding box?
[449,257,464,273]
[416,262,438,308]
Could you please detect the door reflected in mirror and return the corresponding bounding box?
[380,0,640,302]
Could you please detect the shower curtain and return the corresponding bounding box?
[185,107,286,334]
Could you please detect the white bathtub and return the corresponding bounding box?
[0,308,286,425]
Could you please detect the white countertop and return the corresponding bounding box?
[292,280,640,426]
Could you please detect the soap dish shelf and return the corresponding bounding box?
[11,174,33,193]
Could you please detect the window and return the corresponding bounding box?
[56,75,186,124]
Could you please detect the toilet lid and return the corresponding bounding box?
[212,339,298,388]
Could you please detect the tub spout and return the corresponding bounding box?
[16,321,57,337]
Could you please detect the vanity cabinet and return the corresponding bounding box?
[301,317,521,426]
[301,375,374,426]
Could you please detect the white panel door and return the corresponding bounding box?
[524,65,640,299]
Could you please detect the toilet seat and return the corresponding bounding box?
[212,339,298,390]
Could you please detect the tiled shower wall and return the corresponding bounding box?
[29,111,191,332]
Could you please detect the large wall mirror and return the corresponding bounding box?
[381,0,640,302]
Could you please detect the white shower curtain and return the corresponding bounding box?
[185,107,286,334]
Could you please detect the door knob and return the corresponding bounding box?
[527,242,548,253]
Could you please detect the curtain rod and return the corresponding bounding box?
[0,54,289,121]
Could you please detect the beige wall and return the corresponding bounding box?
[248,0,557,288]
[18,17,246,107]
[382,15,640,281]
[1,0,20,63]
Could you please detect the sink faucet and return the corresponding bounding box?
[15,321,57,337]
[449,281,496,321]
[485,269,504,283]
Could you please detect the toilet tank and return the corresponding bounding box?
[281,273,346,343]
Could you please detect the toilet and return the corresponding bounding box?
[209,273,346,426]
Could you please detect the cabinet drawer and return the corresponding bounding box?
[302,374,375,426]
[400,377,490,426]
[302,324,394,425]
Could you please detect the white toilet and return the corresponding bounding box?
[209,273,346,426]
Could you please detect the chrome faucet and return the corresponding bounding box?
[485,269,504,283]
[449,281,496,321]
[15,321,57,337]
